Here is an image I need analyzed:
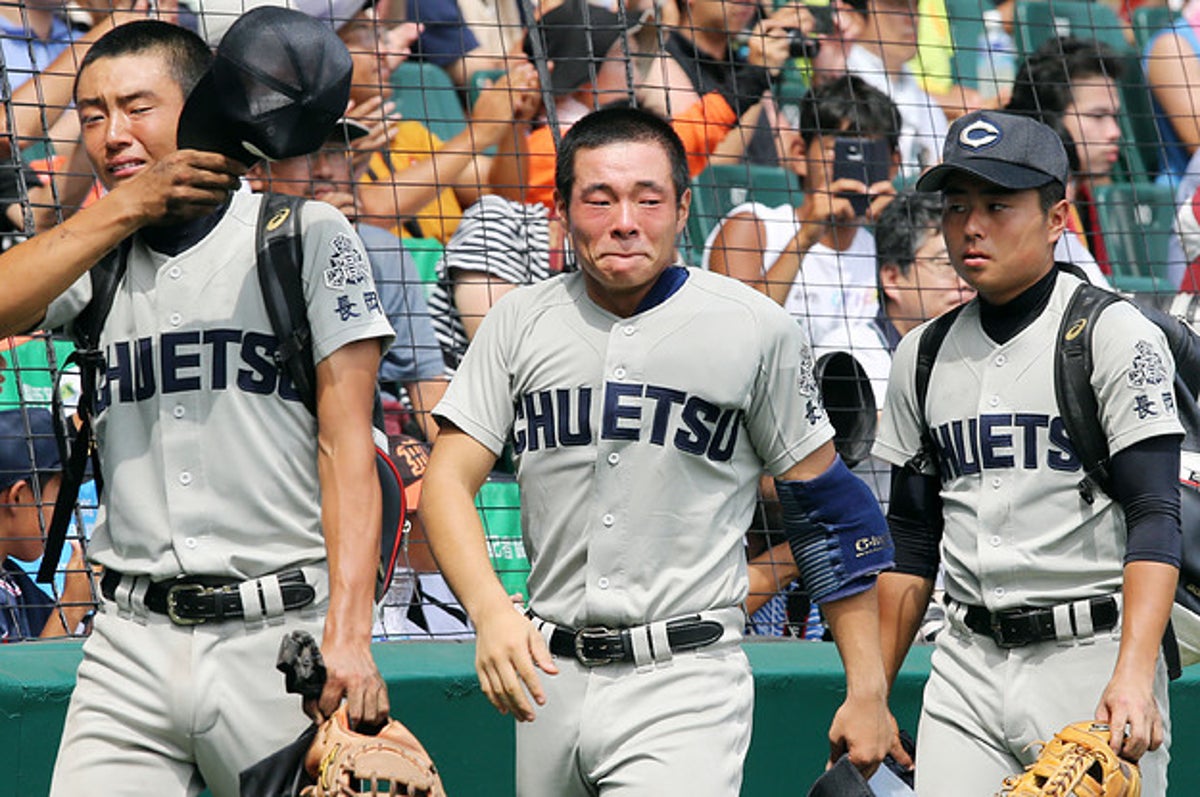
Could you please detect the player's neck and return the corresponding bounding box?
[978,266,1057,344]
[140,198,231,257]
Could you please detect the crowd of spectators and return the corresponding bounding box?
[3,0,1200,642]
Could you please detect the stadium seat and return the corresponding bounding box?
[476,475,527,597]
[1012,0,1131,58]
[685,163,802,264]
[1132,5,1174,52]
[944,0,990,88]
[1115,54,1164,184]
[1093,182,1177,291]
[389,61,467,141]
[399,237,445,296]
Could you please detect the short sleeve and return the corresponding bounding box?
[872,324,932,472]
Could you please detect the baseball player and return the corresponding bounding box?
[420,106,906,796]
[873,111,1182,795]
[0,20,392,797]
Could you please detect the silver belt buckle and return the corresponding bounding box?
[574,626,618,666]
[166,582,211,626]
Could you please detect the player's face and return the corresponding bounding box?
[76,52,186,191]
[941,174,1068,305]
[558,140,690,317]
[882,231,974,332]
[1062,76,1122,180]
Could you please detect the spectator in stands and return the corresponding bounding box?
[339,10,541,243]
[815,190,972,409]
[248,120,448,441]
[1144,0,1200,184]
[404,0,509,88]
[705,76,900,347]
[428,193,568,373]
[844,0,949,178]
[1,0,86,91]
[0,408,95,640]
[1006,36,1121,287]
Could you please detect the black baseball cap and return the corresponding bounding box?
[524,0,634,94]
[177,6,354,166]
[916,110,1069,193]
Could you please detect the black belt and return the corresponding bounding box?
[544,615,725,666]
[101,569,315,626]
[959,595,1119,649]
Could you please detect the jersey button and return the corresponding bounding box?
[623,326,635,336]
[598,577,610,589]
[990,535,1002,546]
[168,266,182,280]
[169,312,183,327]
[607,452,620,465]
[602,513,614,527]
[179,471,192,486]
[184,537,198,549]
[994,587,1006,598]
[172,405,185,419]
[614,367,627,380]
[988,395,1000,407]
[994,354,1007,366]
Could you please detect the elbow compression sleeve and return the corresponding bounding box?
[776,456,894,605]
[1110,436,1182,567]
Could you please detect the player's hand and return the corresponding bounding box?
[117,149,244,226]
[314,190,359,223]
[827,692,899,778]
[310,635,390,729]
[1095,671,1164,762]
[472,599,558,722]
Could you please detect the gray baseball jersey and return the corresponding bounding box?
[45,191,393,797]
[43,190,393,580]
[872,269,1181,795]
[435,266,833,628]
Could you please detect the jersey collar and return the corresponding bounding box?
[634,265,690,315]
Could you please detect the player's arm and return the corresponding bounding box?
[1097,435,1181,762]
[313,337,390,727]
[421,425,558,722]
[0,149,243,336]
[878,463,943,688]
[774,441,907,776]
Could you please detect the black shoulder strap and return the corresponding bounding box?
[1055,282,1123,505]
[256,193,317,416]
[907,304,966,474]
[39,241,131,583]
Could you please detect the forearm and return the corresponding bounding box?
[877,571,934,690]
[823,585,889,701]
[763,228,817,305]
[1114,561,1178,684]
[0,187,142,336]
[318,429,380,647]
[405,378,448,442]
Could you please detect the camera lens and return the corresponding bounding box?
[788,29,820,60]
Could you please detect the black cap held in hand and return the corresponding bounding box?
[177,6,353,166]
[916,110,1069,193]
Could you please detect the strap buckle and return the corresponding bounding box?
[573,626,622,666]
[166,582,211,626]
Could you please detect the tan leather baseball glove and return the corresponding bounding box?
[301,705,447,797]
[997,721,1140,797]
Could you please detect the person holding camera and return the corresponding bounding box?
[705,76,901,348]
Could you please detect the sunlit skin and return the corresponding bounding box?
[75,51,186,192]
[941,173,1069,306]
[1062,76,1122,182]
[554,140,691,318]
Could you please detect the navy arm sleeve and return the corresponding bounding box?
[1110,435,1182,567]
[887,464,944,579]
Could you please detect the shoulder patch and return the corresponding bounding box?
[323,233,370,289]
[1127,339,1169,389]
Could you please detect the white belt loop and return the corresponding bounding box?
[1053,603,1074,641]
[239,580,265,624]
[126,577,151,621]
[648,620,673,665]
[1072,598,1095,639]
[630,624,654,669]
[259,575,287,623]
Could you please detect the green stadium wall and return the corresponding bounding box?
[2,640,1197,795]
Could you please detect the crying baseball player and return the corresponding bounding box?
[873,111,1182,795]
[421,106,907,796]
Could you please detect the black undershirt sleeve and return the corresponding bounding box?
[886,464,945,579]
[1110,435,1182,567]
